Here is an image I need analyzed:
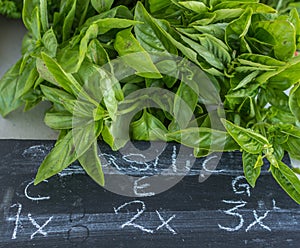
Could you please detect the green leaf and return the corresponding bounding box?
[238,54,286,67]
[267,60,300,90]
[221,119,269,154]
[232,71,260,91]
[40,53,88,100]
[284,136,300,161]
[173,81,198,128]
[289,8,300,49]
[193,23,227,40]
[62,0,77,42]
[0,60,23,117]
[214,2,276,13]
[199,34,231,66]
[166,127,239,152]
[180,35,225,70]
[225,7,253,51]
[134,2,177,54]
[242,152,262,187]
[178,1,208,13]
[213,8,244,23]
[101,123,119,150]
[79,63,121,120]
[44,111,73,130]
[148,0,172,14]
[40,85,75,104]
[76,23,99,72]
[289,83,300,122]
[114,28,162,79]
[82,18,140,34]
[60,18,139,73]
[30,6,42,40]
[34,120,103,185]
[39,0,49,32]
[91,0,114,13]
[78,140,105,186]
[253,20,296,61]
[225,83,259,109]
[22,0,40,32]
[42,28,58,57]
[277,123,300,138]
[130,110,168,141]
[86,39,110,66]
[18,67,39,98]
[264,88,290,112]
[271,161,300,204]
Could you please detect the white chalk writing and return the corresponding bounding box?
[199,155,223,182]
[202,155,223,173]
[99,153,121,170]
[155,210,177,235]
[171,146,177,173]
[218,200,247,232]
[272,199,280,210]
[24,180,50,201]
[232,176,251,197]
[133,176,155,197]
[28,214,53,239]
[219,175,276,232]
[10,203,22,240]
[114,201,177,235]
[246,210,271,232]
[114,200,153,233]
[123,153,151,171]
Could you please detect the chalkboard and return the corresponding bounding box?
[0,140,300,248]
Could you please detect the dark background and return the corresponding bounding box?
[0,140,299,248]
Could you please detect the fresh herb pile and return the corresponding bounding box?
[0,0,22,18]
[1,0,300,203]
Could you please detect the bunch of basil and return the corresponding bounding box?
[1,0,300,204]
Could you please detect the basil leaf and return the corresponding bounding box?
[289,83,300,122]
[41,28,58,57]
[173,81,198,128]
[40,53,97,106]
[166,127,239,152]
[148,0,173,14]
[178,1,208,13]
[44,111,73,130]
[134,2,178,54]
[0,60,23,116]
[34,120,103,184]
[86,39,110,66]
[181,35,225,70]
[221,119,269,154]
[271,161,300,204]
[30,6,42,40]
[22,0,40,32]
[62,0,77,42]
[39,0,48,32]
[225,7,253,52]
[253,20,296,61]
[82,18,140,34]
[114,28,162,79]
[130,110,168,141]
[40,85,75,103]
[91,0,114,13]
[268,60,300,90]
[78,140,105,186]
[242,151,262,187]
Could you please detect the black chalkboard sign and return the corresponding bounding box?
[0,140,299,248]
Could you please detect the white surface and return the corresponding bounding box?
[0,16,57,139]
[291,158,300,168]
